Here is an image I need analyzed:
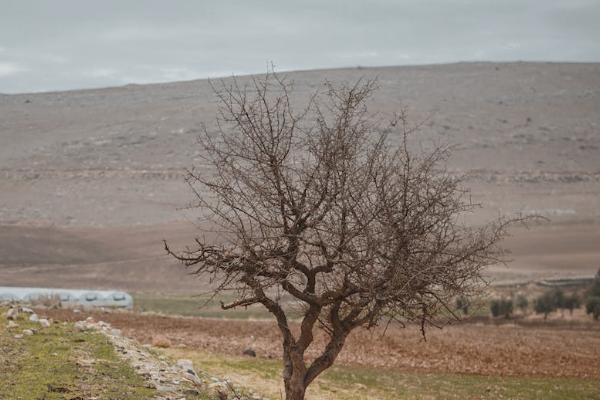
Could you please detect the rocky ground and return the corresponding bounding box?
[75,316,267,400]
[40,307,600,380]
[1,303,266,400]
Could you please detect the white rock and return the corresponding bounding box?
[6,307,19,320]
[208,381,228,390]
[39,318,51,328]
[176,359,194,371]
[23,329,34,336]
[184,372,203,386]
[14,334,23,339]
[29,314,39,322]
[7,321,18,329]
[74,321,88,331]
[21,307,34,314]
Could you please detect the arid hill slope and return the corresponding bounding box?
[1,62,599,291]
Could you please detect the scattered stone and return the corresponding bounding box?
[39,318,51,328]
[13,334,23,339]
[6,307,19,320]
[21,307,34,314]
[176,359,194,371]
[29,313,39,322]
[209,381,229,390]
[74,321,89,331]
[185,373,203,386]
[73,309,81,314]
[73,317,254,399]
[22,329,34,336]
[156,384,177,393]
[7,321,18,329]
[243,348,257,357]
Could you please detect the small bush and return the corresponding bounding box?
[551,289,566,309]
[584,268,600,321]
[490,298,513,318]
[589,269,600,298]
[563,294,580,315]
[586,296,600,321]
[516,295,528,314]
[455,295,470,315]
[534,291,557,319]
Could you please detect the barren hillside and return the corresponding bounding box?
[1,62,599,291]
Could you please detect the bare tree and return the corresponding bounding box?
[165,72,512,400]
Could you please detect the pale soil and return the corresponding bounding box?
[0,220,598,292]
[1,62,599,290]
[42,309,600,380]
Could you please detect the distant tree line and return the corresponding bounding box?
[485,268,600,321]
[532,289,579,319]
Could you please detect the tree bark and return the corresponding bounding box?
[305,330,348,387]
[283,348,307,400]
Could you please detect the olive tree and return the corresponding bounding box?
[165,73,513,400]
[586,268,600,321]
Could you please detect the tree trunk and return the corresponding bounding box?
[284,378,306,400]
[283,348,307,400]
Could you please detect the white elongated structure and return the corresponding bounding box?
[0,286,133,309]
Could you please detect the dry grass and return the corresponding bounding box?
[162,348,600,400]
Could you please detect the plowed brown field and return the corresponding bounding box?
[42,309,600,379]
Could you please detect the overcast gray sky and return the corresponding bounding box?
[1,0,599,93]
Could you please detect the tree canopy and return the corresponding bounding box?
[165,73,514,400]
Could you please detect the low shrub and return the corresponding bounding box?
[455,295,470,315]
[586,296,600,321]
[490,298,513,318]
[516,295,528,314]
[534,291,557,319]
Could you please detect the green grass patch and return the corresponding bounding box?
[164,348,600,400]
[134,293,298,319]
[0,308,155,400]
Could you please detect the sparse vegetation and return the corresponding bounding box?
[163,348,600,400]
[534,291,559,319]
[490,298,513,318]
[589,269,600,298]
[586,269,600,321]
[134,293,279,319]
[552,289,566,313]
[455,295,470,315]
[563,293,581,315]
[532,288,584,319]
[0,308,156,400]
[516,295,529,314]
[586,297,600,320]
